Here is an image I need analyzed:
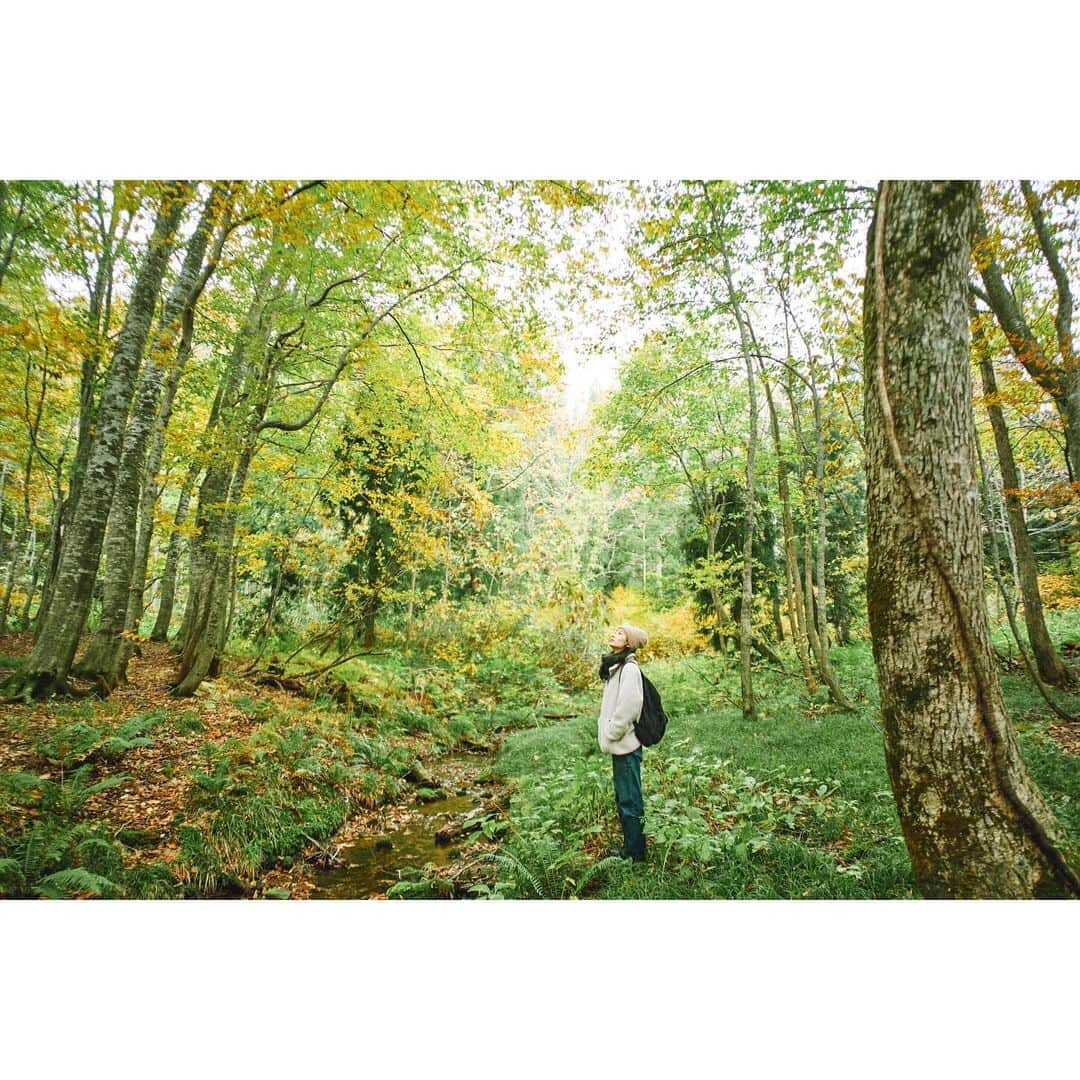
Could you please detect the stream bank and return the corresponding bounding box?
[263,749,511,899]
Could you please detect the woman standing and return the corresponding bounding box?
[598,623,649,862]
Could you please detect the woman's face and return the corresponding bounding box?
[608,627,628,651]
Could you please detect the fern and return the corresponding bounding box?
[571,856,623,897]
[126,861,180,899]
[116,710,168,739]
[173,711,203,735]
[0,856,27,896]
[100,709,166,760]
[75,835,124,878]
[32,711,164,769]
[34,721,102,767]
[100,734,155,760]
[386,878,442,899]
[35,867,121,899]
[0,770,48,806]
[493,850,550,899]
[52,766,129,818]
[190,760,232,800]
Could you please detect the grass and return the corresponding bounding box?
[491,621,1080,900]
[3,611,1077,899]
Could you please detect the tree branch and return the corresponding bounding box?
[1020,180,1074,365]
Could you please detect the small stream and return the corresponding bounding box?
[308,756,494,899]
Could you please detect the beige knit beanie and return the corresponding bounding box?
[618,623,649,650]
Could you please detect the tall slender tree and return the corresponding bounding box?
[971,308,1070,687]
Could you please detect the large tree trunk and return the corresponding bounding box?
[131,190,233,647]
[0,510,21,634]
[171,277,269,657]
[173,446,255,696]
[973,320,1070,687]
[75,186,221,686]
[864,179,1079,898]
[18,525,42,630]
[172,265,282,695]
[3,185,190,699]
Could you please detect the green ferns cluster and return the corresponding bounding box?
[0,765,178,899]
[33,708,167,769]
[173,709,432,895]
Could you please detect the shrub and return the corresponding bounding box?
[1038,574,1080,610]
[607,585,708,658]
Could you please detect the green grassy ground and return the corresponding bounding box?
[491,626,1080,900]
[3,612,1076,899]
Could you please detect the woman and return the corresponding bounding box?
[598,623,649,862]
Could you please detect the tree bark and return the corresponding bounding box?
[712,225,757,718]
[0,510,21,635]
[809,362,852,708]
[788,336,852,709]
[3,184,191,698]
[171,266,281,695]
[173,445,256,695]
[864,179,1078,898]
[18,525,42,630]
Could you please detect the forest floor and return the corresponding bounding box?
[2,624,1079,900]
[0,632,525,899]
[478,635,1080,900]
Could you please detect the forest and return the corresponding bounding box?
[0,178,1077,901]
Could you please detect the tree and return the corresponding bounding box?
[971,307,1071,687]
[630,180,863,707]
[974,181,1080,483]
[3,183,192,699]
[863,179,1079,898]
[74,183,231,686]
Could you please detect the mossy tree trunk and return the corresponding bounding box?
[36,183,125,637]
[863,179,1079,899]
[3,185,191,699]
[75,185,225,687]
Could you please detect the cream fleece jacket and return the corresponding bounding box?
[597,654,643,755]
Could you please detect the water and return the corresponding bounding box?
[308,781,488,899]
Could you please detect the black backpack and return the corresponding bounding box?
[634,668,668,747]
